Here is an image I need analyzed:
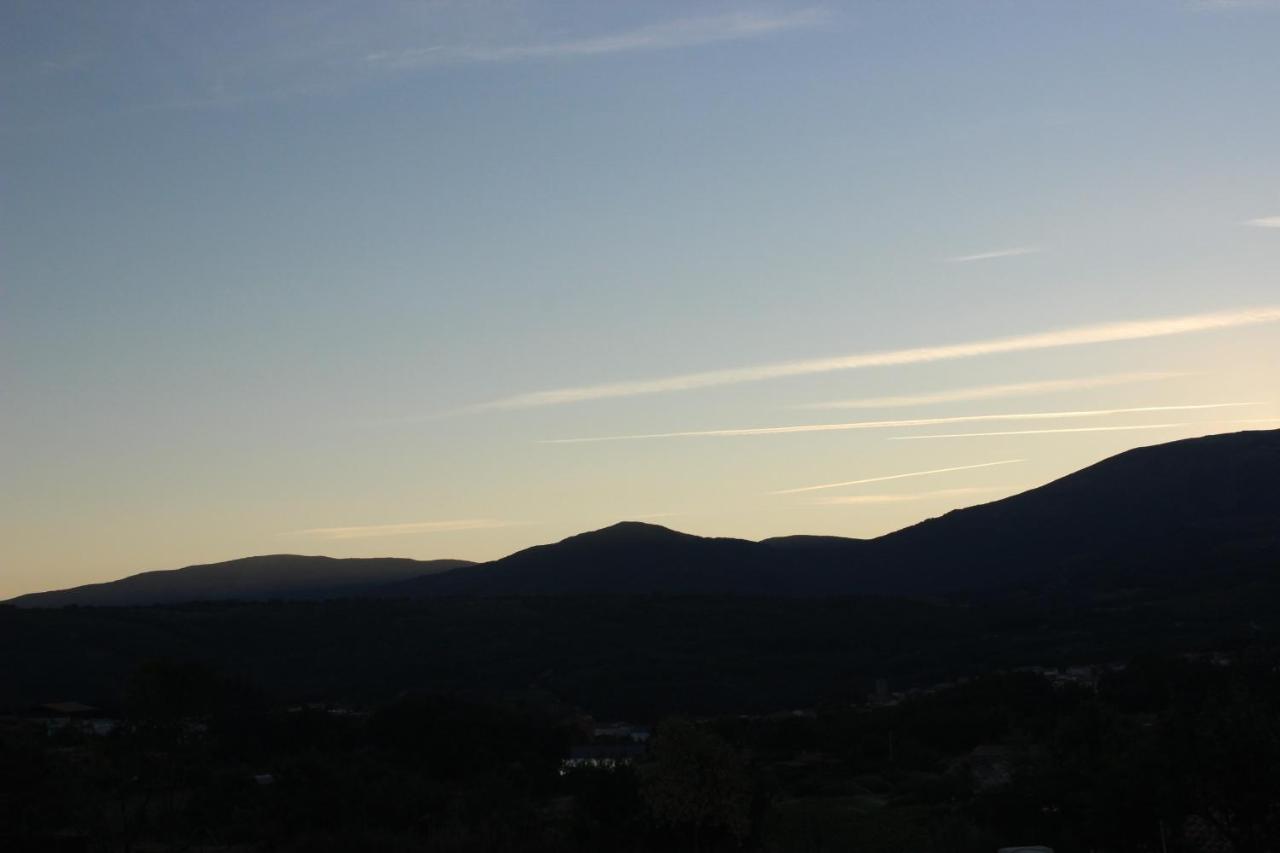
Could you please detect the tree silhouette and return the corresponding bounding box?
[640,718,750,851]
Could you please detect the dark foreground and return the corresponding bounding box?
[3,652,1280,852]
[5,554,1280,852]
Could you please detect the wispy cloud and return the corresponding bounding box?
[946,246,1042,264]
[1245,216,1280,228]
[366,9,825,69]
[892,416,1280,441]
[890,423,1205,440]
[289,518,515,540]
[1193,0,1280,10]
[9,7,826,120]
[798,370,1189,410]
[474,305,1280,411]
[772,459,1024,495]
[809,486,1011,506]
[545,402,1260,443]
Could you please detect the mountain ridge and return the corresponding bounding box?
[8,554,473,608]
[10,429,1279,606]
[383,428,1280,599]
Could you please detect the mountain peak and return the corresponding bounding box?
[388,428,1280,599]
[572,521,692,543]
[14,429,1280,605]
[555,520,725,552]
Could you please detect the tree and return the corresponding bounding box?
[1165,689,1280,853]
[640,718,750,851]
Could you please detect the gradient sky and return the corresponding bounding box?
[3,1,1279,598]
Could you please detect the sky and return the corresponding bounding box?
[3,0,1279,598]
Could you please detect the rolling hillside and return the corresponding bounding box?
[12,429,1279,605]
[8,554,472,608]
[388,429,1280,598]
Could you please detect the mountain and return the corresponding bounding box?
[860,427,1280,596]
[7,555,473,608]
[11,429,1279,606]
[387,429,1280,599]
[381,522,859,597]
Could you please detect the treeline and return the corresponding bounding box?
[4,653,1280,851]
[4,576,1278,717]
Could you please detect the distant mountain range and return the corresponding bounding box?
[7,555,471,608]
[384,428,1280,599]
[9,429,1279,607]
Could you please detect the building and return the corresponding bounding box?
[560,743,646,772]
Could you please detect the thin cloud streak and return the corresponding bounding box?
[772,459,1025,495]
[48,8,828,116]
[475,306,1280,411]
[1194,1,1280,10]
[290,518,515,540]
[1245,216,1280,228]
[892,424,1197,440]
[946,246,1042,263]
[810,486,1011,506]
[799,371,1190,410]
[366,9,825,69]
[544,403,1261,444]
[891,416,1280,441]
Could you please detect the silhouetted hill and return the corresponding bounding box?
[382,521,845,596]
[12,430,1279,605]
[861,427,1280,596]
[7,554,472,608]
[387,429,1280,599]
[3,431,1279,718]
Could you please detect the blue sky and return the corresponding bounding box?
[3,1,1279,596]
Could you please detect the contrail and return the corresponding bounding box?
[771,459,1025,495]
[544,402,1261,443]
[891,416,1280,441]
[288,518,515,540]
[946,246,1042,263]
[891,424,1194,440]
[472,305,1280,411]
[797,371,1190,410]
[809,486,1012,505]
